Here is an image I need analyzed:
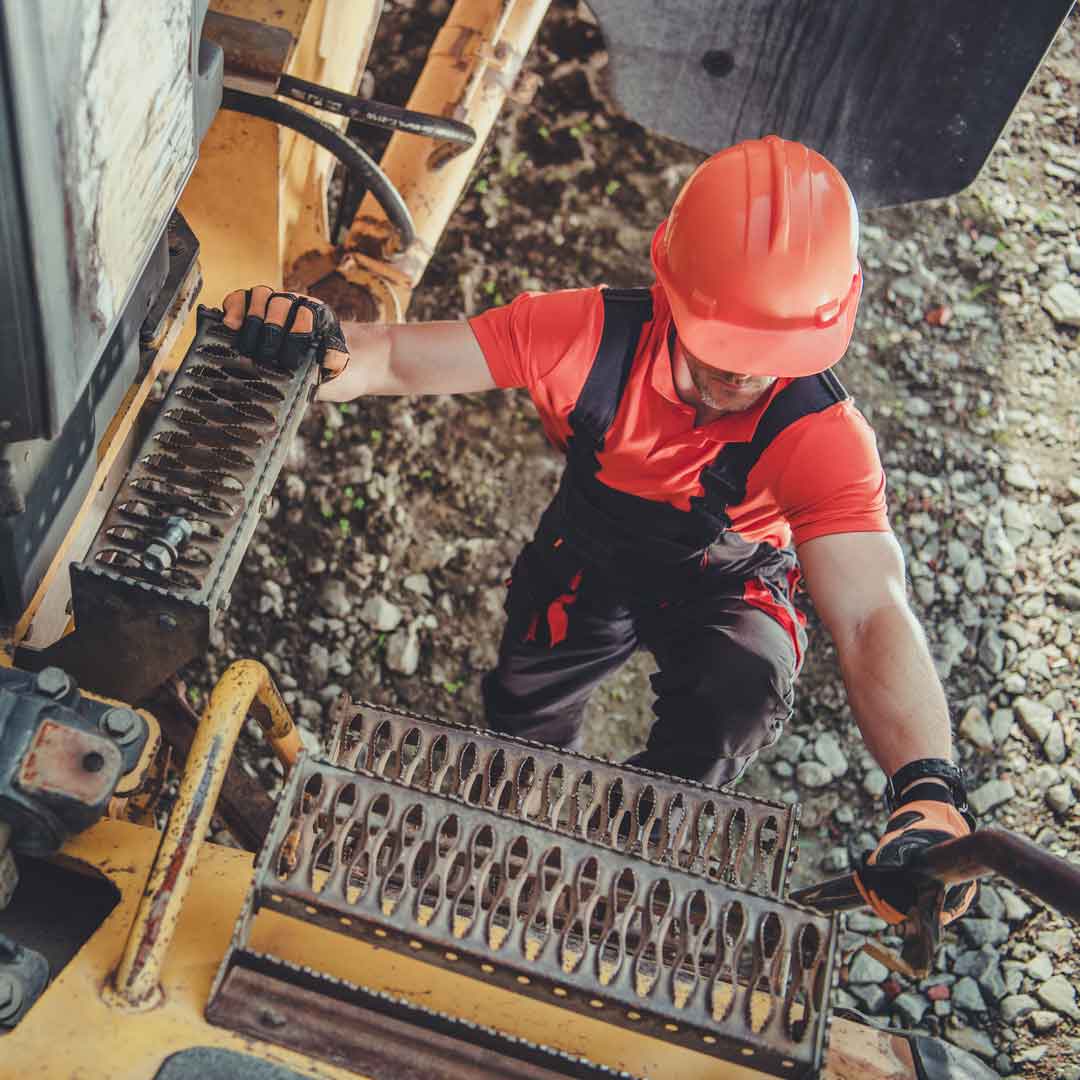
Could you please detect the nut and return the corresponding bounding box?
[100,707,141,745]
[34,667,72,700]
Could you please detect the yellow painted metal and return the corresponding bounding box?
[107,660,298,1009]
[181,0,379,316]
[290,0,553,321]
[3,813,913,1079]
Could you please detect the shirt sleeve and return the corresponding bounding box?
[759,400,890,545]
[467,288,604,390]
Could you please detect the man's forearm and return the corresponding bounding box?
[834,602,953,776]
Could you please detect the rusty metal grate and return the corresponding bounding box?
[230,756,837,1078]
[328,697,800,899]
[81,309,302,598]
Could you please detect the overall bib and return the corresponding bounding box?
[483,289,848,786]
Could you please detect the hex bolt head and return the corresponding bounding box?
[34,667,72,700]
[0,971,23,1022]
[100,707,141,745]
[142,541,174,573]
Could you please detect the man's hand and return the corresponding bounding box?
[222,285,349,380]
[855,780,977,925]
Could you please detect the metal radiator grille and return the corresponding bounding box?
[241,757,837,1078]
[329,697,800,899]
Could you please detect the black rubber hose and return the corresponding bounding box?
[220,87,416,251]
[278,74,476,147]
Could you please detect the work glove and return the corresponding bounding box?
[221,285,349,381]
[854,773,977,926]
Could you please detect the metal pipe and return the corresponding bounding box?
[106,660,298,1009]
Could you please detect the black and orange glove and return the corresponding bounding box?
[222,285,350,381]
[854,760,977,926]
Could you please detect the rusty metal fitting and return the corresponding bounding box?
[141,515,194,574]
[99,708,142,746]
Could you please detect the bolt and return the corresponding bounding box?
[142,541,174,573]
[0,972,22,1021]
[100,707,141,745]
[34,667,72,700]
[82,751,105,773]
[158,612,178,631]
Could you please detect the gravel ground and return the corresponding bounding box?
[186,3,1080,1075]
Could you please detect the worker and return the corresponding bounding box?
[222,135,975,927]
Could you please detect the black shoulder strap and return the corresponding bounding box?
[694,371,850,515]
[568,287,653,449]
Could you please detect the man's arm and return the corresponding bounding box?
[221,286,496,401]
[319,319,497,402]
[796,530,952,774]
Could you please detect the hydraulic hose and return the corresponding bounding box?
[220,87,416,251]
[278,74,476,147]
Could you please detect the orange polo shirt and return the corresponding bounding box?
[468,284,889,551]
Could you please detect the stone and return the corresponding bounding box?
[963,558,988,593]
[959,706,994,751]
[999,993,1039,1023]
[1003,462,1038,490]
[1043,722,1067,764]
[862,767,887,799]
[402,573,432,598]
[978,630,1006,674]
[990,709,1016,745]
[997,887,1033,923]
[848,950,890,985]
[954,946,1001,982]
[385,626,420,676]
[360,595,404,632]
[773,760,794,779]
[951,977,986,1012]
[892,992,929,1026]
[947,1025,996,1061]
[796,761,832,788]
[821,847,850,872]
[1036,974,1080,1020]
[1029,1010,1060,1033]
[976,886,1005,921]
[775,734,806,763]
[1014,697,1053,742]
[1035,928,1073,958]
[968,779,1015,815]
[1047,782,1075,815]
[307,642,330,686]
[814,733,849,778]
[1043,280,1080,327]
[319,580,352,619]
[850,984,887,1013]
[960,919,1009,948]
[847,912,888,934]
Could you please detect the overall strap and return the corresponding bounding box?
[693,370,850,517]
[567,288,653,453]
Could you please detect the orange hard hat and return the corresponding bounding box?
[651,134,862,377]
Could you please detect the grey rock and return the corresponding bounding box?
[1036,928,1075,958]
[892,992,929,1026]
[951,976,986,1012]
[385,626,420,676]
[1025,953,1053,982]
[1043,722,1066,764]
[959,706,994,751]
[954,946,1001,983]
[947,539,971,569]
[403,573,432,598]
[360,595,404,632]
[772,760,794,779]
[847,912,889,934]
[976,886,1004,921]
[796,761,832,788]
[1014,696,1053,742]
[850,984,888,1013]
[994,1053,1012,1076]
[1035,974,1080,1020]
[834,805,855,825]
[977,629,1006,675]
[848,950,890,985]
[308,642,330,686]
[947,1024,996,1061]
[1053,582,1080,610]
[1043,280,1080,327]
[999,993,1038,1023]
[990,709,1016,745]
[862,767,887,799]
[1028,1009,1060,1033]
[1047,782,1075,815]
[982,519,1017,573]
[821,847,850,872]
[775,734,806,763]
[319,579,352,619]
[814,732,848,778]
[959,919,1009,948]
[1003,462,1038,491]
[963,558,988,593]
[831,987,860,1011]
[997,887,1033,923]
[968,779,1015,815]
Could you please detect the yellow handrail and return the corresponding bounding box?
[106,659,298,1009]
